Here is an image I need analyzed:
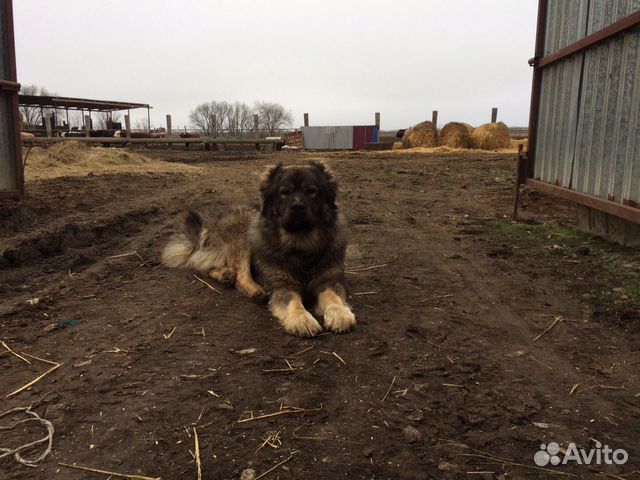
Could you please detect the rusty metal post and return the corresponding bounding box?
[513,143,525,219]
[526,0,549,180]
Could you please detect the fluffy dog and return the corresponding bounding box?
[161,162,356,337]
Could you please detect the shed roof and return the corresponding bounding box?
[18,95,150,112]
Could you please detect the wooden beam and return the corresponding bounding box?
[303,113,309,127]
[21,137,279,145]
[124,114,131,139]
[491,107,498,123]
[166,114,172,137]
[44,116,52,138]
[534,10,640,69]
[526,179,640,225]
[431,110,438,128]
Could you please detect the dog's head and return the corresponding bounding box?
[259,162,338,232]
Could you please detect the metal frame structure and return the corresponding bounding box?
[0,0,23,199]
[520,0,640,224]
[19,95,152,132]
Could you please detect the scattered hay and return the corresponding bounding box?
[439,122,473,148]
[401,121,438,148]
[470,122,511,150]
[392,141,404,150]
[510,138,528,150]
[25,141,201,180]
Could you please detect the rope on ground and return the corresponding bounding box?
[0,406,54,467]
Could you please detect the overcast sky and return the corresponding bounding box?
[13,0,538,130]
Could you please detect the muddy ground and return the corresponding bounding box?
[1,149,639,479]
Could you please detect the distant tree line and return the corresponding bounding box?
[189,101,293,137]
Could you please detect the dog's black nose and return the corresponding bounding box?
[291,202,305,213]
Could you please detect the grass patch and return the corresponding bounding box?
[487,219,639,321]
[487,219,589,243]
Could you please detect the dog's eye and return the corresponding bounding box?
[279,188,292,197]
[305,186,318,196]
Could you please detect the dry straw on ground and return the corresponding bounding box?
[470,122,511,150]
[439,122,474,148]
[24,141,201,180]
[401,121,438,148]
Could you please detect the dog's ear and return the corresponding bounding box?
[311,161,338,210]
[259,163,284,217]
[183,208,203,242]
[260,163,284,193]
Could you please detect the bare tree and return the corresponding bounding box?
[255,101,293,136]
[19,84,54,127]
[95,111,122,129]
[189,102,216,136]
[133,118,150,131]
[226,101,253,137]
[190,100,292,137]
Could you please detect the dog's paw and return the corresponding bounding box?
[208,268,236,287]
[249,286,269,304]
[323,304,356,333]
[283,310,323,337]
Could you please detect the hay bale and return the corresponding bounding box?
[401,121,438,148]
[392,141,404,150]
[470,122,510,150]
[439,122,473,148]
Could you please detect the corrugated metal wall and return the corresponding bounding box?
[534,0,640,207]
[352,126,378,150]
[301,126,353,150]
[0,0,20,195]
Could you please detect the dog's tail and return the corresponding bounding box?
[161,209,226,272]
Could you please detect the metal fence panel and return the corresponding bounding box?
[301,126,353,150]
[534,0,640,209]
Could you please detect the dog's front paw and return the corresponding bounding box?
[323,304,356,333]
[283,310,323,337]
[249,286,269,304]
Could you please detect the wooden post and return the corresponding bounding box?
[84,115,91,137]
[44,116,52,138]
[491,107,498,123]
[254,114,259,137]
[124,114,131,140]
[147,107,151,133]
[432,110,438,128]
[166,114,172,137]
[375,112,380,129]
[303,113,309,127]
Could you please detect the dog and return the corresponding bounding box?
[161,162,356,337]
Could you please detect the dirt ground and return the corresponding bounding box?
[1,147,639,480]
